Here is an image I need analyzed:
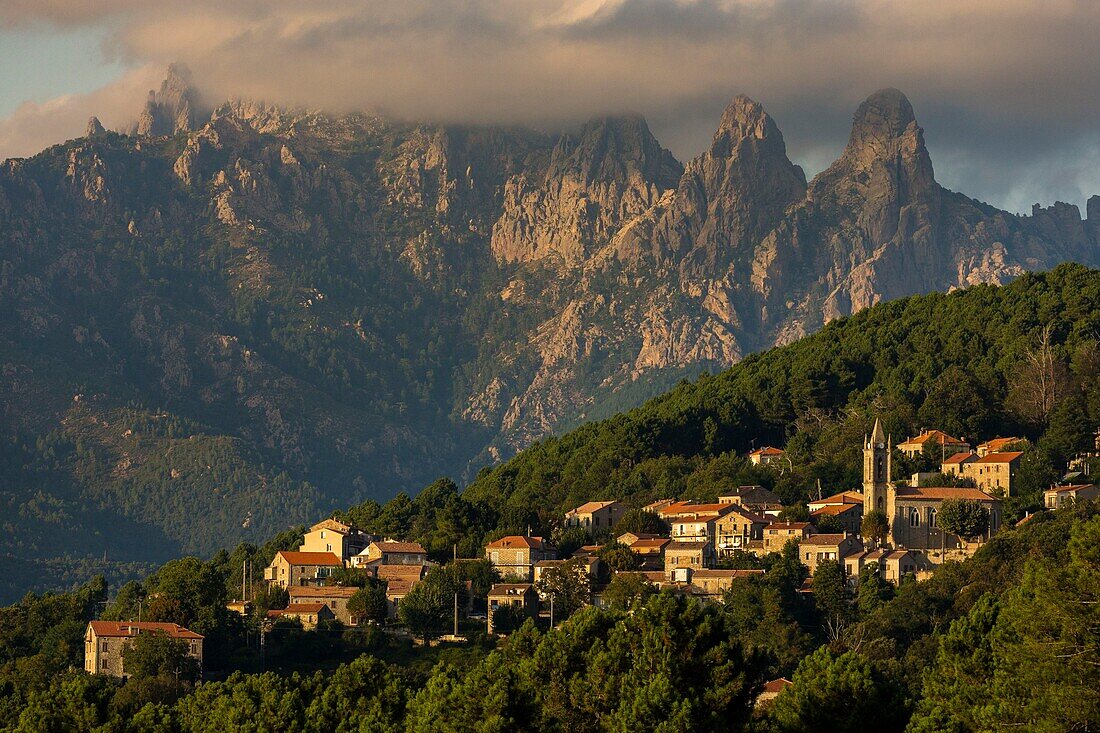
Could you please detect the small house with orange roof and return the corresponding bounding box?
[810,502,864,534]
[485,535,557,581]
[267,602,335,630]
[762,521,816,554]
[564,500,626,532]
[941,450,977,478]
[85,621,203,677]
[747,446,785,466]
[963,451,1024,496]
[807,490,864,513]
[897,430,971,458]
[264,551,344,589]
[1044,483,1098,509]
[976,437,1025,457]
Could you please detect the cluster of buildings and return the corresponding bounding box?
[85,419,1098,674]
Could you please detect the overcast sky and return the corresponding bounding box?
[1,0,1098,215]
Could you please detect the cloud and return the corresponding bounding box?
[1,0,1099,212]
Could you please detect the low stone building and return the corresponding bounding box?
[267,603,335,630]
[713,505,770,556]
[664,540,714,576]
[288,585,360,625]
[618,536,670,569]
[485,536,557,581]
[352,540,428,567]
[718,486,783,515]
[487,584,538,633]
[564,501,626,532]
[964,451,1023,496]
[941,450,978,477]
[687,568,765,600]
[844,549,919,584]
[797,533,863,573]
[897,430,971,458]
[1044,483,1099,508]
[85,621,203,677]
[810,502,863,534]
[747,446,785,466]
[264,551,344,589]
[762,522,816,554]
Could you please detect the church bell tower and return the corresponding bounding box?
[863,418,892,518]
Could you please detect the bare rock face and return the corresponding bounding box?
[86,117,106,137]
[491,115,681,265]
[134,64,202,137]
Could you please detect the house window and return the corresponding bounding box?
[928,509,937,528]
[910,510,920,527]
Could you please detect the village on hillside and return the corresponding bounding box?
[84,420,1100,679]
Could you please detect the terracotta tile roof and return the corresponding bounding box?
[766,522,812,531]
[691,569,765,579]
[288,586,357,599]
[310,518,354,534]
[748,446,784,456]
[1045,483,1096,493]
[972,451,1024,464]
[799,533,854,546]
[811,503,862,517]
[385,578,418,596]
[88,621,203,640]
[978,437,1022,453]
[279,603,327,614]
[894,487,997,501]
[900,430,969,447]
[377,564,426,580]
[373,541,427,554]
[485,535,549,550]
[627,538,670,551]
[276,551,344,566]
[644,499,678,511]
[666,540,710,551]
[812,491,864,505]
[763,678,793,694]
[659,502,735,518]
[943,451,978,464]
[488,583,534,596]
[567,501,618,514]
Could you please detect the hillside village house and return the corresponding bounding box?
[941,451,977,477]
[664,540,714,575]
[85,622,203,677]
[264,551,344,589]
[687,568,765,600]
[487,584,538,633]
[713,504,770,555]
[964,451,1023,496]
[564,501,626,531]
[719,486,784,516]
[747,446,785,466]
[1044,483,1099,508]
[976,437,1024,456]
[810,502,863,534]
[267,603,335,630]
[897,429,970,458]
[762,522,816,554]
[643,498,679,514]
[807,491,864,513]
[485,536,557,581]
[617,535,669,569]
[844,549,918,585]
[288,586,359,625]
[352,540,428,567]
[300,519,371,562]
[798,533,864,573]
[535,556,601,585]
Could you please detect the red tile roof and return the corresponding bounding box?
[900,430,969,447]
[88,621,203,640]
[763,678,793,694]
[766,522,812,531]
[277,551,344,566]
[811,503,862,517]
[799,533,855,546]
[567,501,618,514]
[972,451,1024,464]
[942,451,977,465]
[813,491,864,505]
[310,518,354,534]
[748,446,784,456]
[280,603,327,614]
[978,437,1023,453]
[485,535,549,550]
[1045,483,1096,494]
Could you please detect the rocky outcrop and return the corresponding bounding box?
[86,117,105,137]
[134,64,202,137]
[491,116,681,265]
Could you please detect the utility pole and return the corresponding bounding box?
[549,595,554,629]
[453,591,459,638]
[242,559,247,603]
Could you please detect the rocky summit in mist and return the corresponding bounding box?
[1,68,1097,584]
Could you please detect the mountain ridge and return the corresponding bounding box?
[0,74,1097,586]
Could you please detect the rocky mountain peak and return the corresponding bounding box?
[547,114,681,190]
[710,95,779,157]
[134,64,203,137]
[86,117,105,137]
[848,88,917,144]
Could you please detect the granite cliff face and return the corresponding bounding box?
[0,76,1097,571]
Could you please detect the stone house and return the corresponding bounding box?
[809,502,864,534]
[85,621,203,677]
[807,491,864,513]
[757,678,793,707]
[487,584,538,633]
[688,568,765,600]
[264,551,344,589]
[661,502,737,544]
[963,451,1023,496]
[713,505,770,556]
[299,518,371,562]
[288,585,359,625]
[976,437,1024,457]
[618,536,670,569]
[267,603,335,630]
[1044,483,1099,508]
[747,446,785,466]
[719,486,784,516]
[941,451,977,478]
[797,533,863,573]
[664,540,714,576]
[844,549,918,585]
[762,522,816,554]
[564,501,626,532]
[352,540,428,567]
[897,430,971,458]
[485,536,557,581]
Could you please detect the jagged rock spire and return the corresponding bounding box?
[86,117,105,137]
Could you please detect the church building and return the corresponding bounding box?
[862,419,1002,551]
